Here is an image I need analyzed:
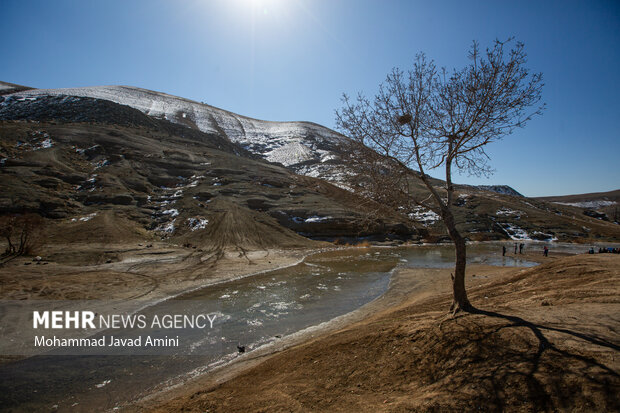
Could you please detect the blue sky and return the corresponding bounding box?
[1,0,619,197]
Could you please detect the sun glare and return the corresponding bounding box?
[237,0,284,15]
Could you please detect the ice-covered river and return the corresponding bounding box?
[0,242,586,412]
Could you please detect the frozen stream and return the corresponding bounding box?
[0,242,579,412]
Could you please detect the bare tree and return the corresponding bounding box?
[0,213,45,257]
[0,215,17,256]
[336,39,544,313]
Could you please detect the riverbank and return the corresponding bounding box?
[0,244,325,363]
[0,243,321,301]
[140,253,620,412]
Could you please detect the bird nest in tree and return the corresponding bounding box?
[397,113,412,125]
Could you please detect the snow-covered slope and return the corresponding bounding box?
[8,85,346,178]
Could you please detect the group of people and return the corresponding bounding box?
[588,246,620,254]
[502,242,527,256]
[502,243,549,257]
[501,244,618,258]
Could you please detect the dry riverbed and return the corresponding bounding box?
[136,252,620,412]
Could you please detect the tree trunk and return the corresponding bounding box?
[5,236,15,255]
[442,209,473,313]
[18,228,27,256]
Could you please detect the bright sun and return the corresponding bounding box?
[244,0,283,13]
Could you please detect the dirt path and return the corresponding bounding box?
[138,254,620,412]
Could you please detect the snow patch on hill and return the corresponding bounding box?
[496,222,530,240]
[496,208,524,218]
[409,207,441,226]
[554,200,616,209]
[265,141,315,166]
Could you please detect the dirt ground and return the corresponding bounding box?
[0,242,315,301]
[139,253,620,412]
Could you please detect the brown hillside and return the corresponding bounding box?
[0,81,33,96]
[536,189,620,204]
[179,199,315,252]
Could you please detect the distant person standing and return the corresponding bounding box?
[514,243,518,254]
[543,246,549,257]
[502,245,506,256]
[519,243,524,254]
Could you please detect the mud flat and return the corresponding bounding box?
[0,242,317,302]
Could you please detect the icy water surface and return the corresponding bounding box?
[0,242,553,412]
